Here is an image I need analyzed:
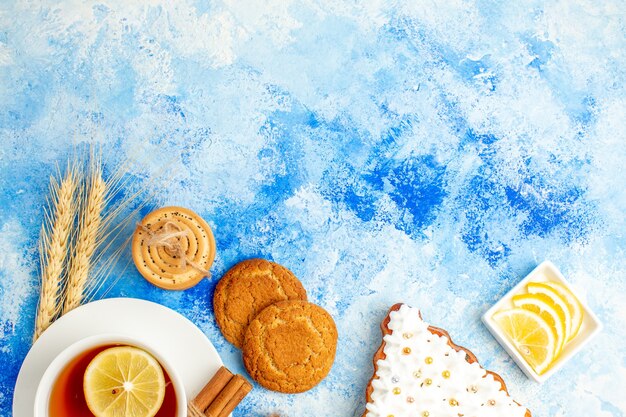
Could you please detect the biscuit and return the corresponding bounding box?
[242,300,337,393]
[132,206,216,290]
[213,259,307,348]
[363,303,531,417]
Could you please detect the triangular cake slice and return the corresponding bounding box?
[363,303,531,417]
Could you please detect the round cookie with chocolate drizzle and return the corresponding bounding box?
[213,259,307,348]
[132,206,216,290]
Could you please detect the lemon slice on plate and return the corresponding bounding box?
[512,293,567,356]
[526,282,573,341]
[542,281,584,340]
[83,346,166,417]
[493,308,556,375]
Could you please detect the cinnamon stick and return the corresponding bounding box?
[205,375,245,417]
[216,379,253,417]
[189,366,252,417]
[191,366,234,412]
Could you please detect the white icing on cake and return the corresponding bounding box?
[365,305,528,417]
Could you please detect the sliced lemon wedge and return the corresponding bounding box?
[83,346,166,417]
[493,308,556,375]
[542,281,584,340]
[512,293,567,356]
[526,282,573,341]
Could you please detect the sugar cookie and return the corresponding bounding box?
[213,259,307,348]
[242,300,337,393]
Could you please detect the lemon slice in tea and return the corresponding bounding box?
[512,293,567,356]
[83,346,166,417]
[493,308,556,375]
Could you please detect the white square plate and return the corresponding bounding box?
[482,260,602,383]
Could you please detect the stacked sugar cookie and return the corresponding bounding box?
[213,259,338,393]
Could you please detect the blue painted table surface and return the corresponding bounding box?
[1,1,625,416]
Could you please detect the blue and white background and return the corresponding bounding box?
[1,1,625,416]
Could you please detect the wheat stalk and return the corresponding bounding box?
[32,145,175,341]
[83,160,179,302]
[33,165,78,341]
[62,159,107,314]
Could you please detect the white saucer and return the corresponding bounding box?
[13,297,223,416]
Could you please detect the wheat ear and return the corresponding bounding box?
[33,166,78,341]
[63,160,107,314]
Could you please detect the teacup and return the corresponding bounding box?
[34,333,187,417]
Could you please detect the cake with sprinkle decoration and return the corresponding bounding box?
[363,304,531,417]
